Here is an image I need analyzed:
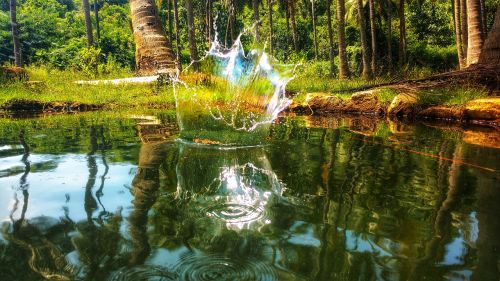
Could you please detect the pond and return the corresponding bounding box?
[0,111,499,281]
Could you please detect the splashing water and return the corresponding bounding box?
[173,30,294,145]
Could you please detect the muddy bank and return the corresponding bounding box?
[289,92,500,127]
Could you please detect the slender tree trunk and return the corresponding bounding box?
[311,0,318,59]
[9,0,22,67]
[268,0,273,56]
[466,0,485,65]
[460,0,468,54]
[454,0,466,68]
[253,0,260,42]
[398,0,406,65]
[167,0,174,45]
[290,0,299,52]
[206,0,212,43]
[357,0,373,79]
[326,0,336,77]
[285,0,291,50]
[337,0,350,79]
[479,0,486,36]
[185,0,199,69]
[369,0,377,75]
[83,0,94,46]
[386,0,392,72]
[479,6,500,65]
[94,0,100,44]
[130,0,176,75]
[173,0,182,70]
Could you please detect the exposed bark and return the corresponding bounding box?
[466,0,485,65]
[167,0,174,45]
[130,0,176,75]
[454,0,466,68]
[326,0,336,77]
[311,0,318,59]
[268,0,274,55]
[290,0,299,52]
[460,0,468,54]
[185,0,199,70]
[398,0,406,65]
[369,0,377,75]
[205,0,213,44]
[93,0,100,43]
[357,0,373,79]
[479,6,500,66]
[83,0,94,46]
[337,0,350,79]
[173,0,182,70]
[9,0,22,67]
[253,0,260,42]
[386,0,393,72]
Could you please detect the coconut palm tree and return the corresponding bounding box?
[398,0,406,65]
[130,0,176,75]
[337,0,350,79]
[356,0,373,79]
[9,0,22,67]
[326,0,336,77]
[368,0,377,75]
[466,0,485,65]
[478,6,500,65]
[453,0,466,68]
[386,0,393,72]
[253,0,260,42]
[185,0,199,70]
[268,0,274,55]
[83,0,94,46]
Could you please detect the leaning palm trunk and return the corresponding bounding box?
[130,0,176,75]
[466,0,484,65]
[478,6,500,65]
[9,0,22,67]
[454,0,466,68]
[357,0,373,79]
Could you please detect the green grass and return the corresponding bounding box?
[287,76,391,94]
[417,86,489,106]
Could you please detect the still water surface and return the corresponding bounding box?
[0,111,499,281]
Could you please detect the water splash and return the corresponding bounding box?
[173,29,294,145]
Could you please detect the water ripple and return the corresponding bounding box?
[108,265,177,281]
[174,252,276,281]
[202,203,265,224]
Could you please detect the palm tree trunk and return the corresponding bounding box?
[460,0,468,55]
[398,0,406,65]
[326,0,336,77]
[167,0,174,45]
[9,0,22,67]
[454,0,466,68]
[130,0,176,75]
[290,0,299,52]
[268,0,273,56]
[386,0,393,72]
[466,0,485,65]
[185,0,199,70]
[311,0,318,59]
[337,0,350,79]
[357,0,373,79]
[478,6,500,65]
[173,0,182,70]
[369,0,377,75]
[83,0,94,46]
[93,0,100,44]
[253,0,260,42]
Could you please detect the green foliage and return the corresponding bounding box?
[417,86,489,106]
[78,47,101,77]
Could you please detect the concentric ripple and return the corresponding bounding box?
[174,252,276,281]
[202,202,265,223]
[108,265,177,281]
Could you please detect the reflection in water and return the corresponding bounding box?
[0,112,499,280]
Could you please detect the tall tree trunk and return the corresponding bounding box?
[478,6,500,65]
[130,0,176,75]
[173,0,182,70]
[369,0,377,75]
[290,0,299,52]
[326,0,336,77]
[285,0,291,57]
[357,0,373,79]
[386,0,392,72]
[83,0,94,46]
[460,0,468,55]
[466,0,485,65]
[253,0,260,42]
[268,0,273,56]
[185,0,199,70]
[479,0,486,36]
[206,0,212,43]
[9,0,22,67]
[94,0,100,44]
[398,0,406,65]
[167,0,174,45]
[337,0,350,79]
[454,0,466,68]
[311,0,318,59]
